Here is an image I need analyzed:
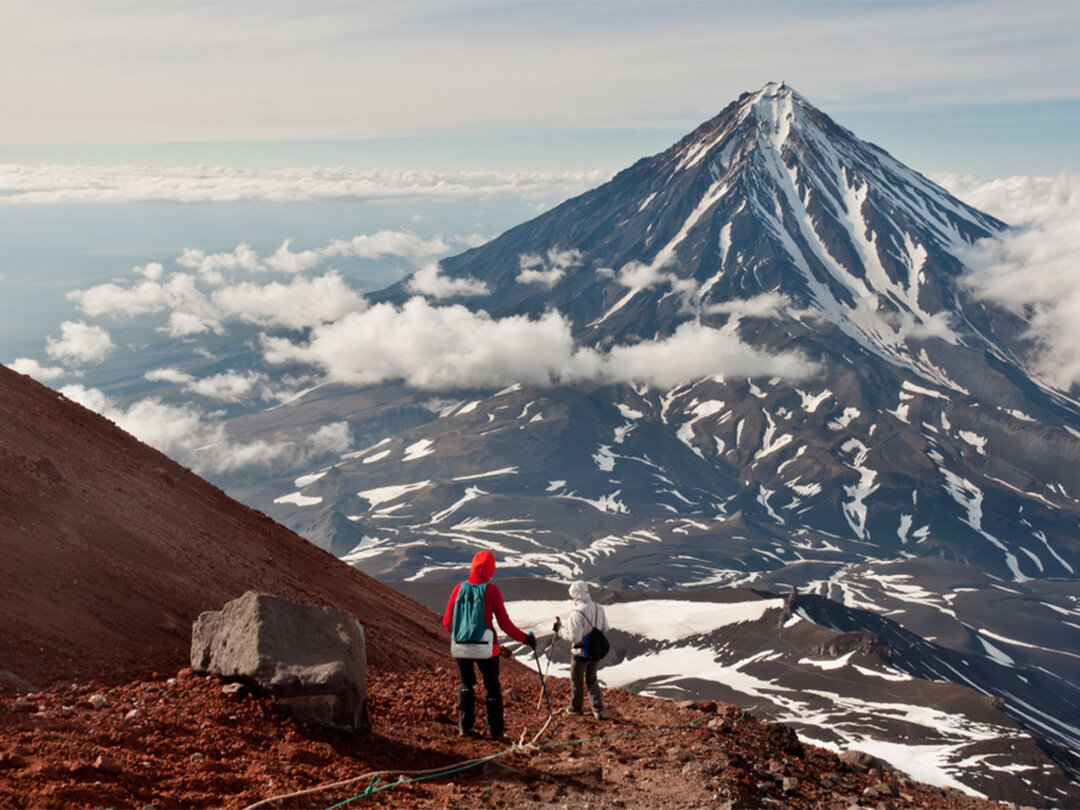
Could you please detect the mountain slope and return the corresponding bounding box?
[0,362,448,688]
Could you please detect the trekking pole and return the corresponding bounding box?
[535,617,561,715]
[531,643,558,734]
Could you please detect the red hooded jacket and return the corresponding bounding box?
[443,550,529,658]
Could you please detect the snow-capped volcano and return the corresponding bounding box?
[379,82,1014,390]
[228,84,1080,793]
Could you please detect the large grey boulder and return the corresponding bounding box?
[190,590,368,731]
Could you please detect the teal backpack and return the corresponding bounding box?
[452,581,490,645]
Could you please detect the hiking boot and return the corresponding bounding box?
[457,686,475,736]
[485,695,504,739]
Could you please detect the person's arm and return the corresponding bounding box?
[486,584,530,644]
[442,583,461,633]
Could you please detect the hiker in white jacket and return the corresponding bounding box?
[558,580,610,719]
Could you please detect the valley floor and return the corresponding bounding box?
[0,665,1019,810]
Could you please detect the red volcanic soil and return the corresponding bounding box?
[0,363,448,688]
[0,365,1011,809]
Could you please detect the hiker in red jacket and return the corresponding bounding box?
[443,550,535,738]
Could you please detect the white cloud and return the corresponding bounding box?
[323,230,450,262]
[178,243,260,283]
[211,272,368,330]
[616,260,672,290]
[588,321,819,388]
[262,296,817,391]
[8,357,69,382]
[264,239,323,274]
[706,291,793,318]
[68,278,182,318]
[71,267,365,334]
[516,247,582,287]
[58,384,353,475]
[137,262,165,281]
[186,370,269,403]
[45,321,115,365]
[145,367,193,384]
[943,173,1080,389]
[0,165,609,205]
[164,310,221,338]
[406,263,490,299]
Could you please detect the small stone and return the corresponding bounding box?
[93,755,122,774]
[863,786,881,800]
[873,782,895,797]
[0,753,26,769]
[176,667,194,680]
[221,682,247,698]
[88,694,109,710]
[125,709,142,720]
[61,705,75,715]
[782,776,799,792]
[189,752,205,762]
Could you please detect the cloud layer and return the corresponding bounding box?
[262,296,818,390]
[941,172,1080,389]
[0,165,610,205]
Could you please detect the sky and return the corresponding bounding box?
[1,1,1078,175]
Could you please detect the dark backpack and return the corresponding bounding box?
[579,603,610,661]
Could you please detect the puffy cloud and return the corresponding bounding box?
[211,272,368,330]
[516,247,582,287]
[178,244,260,284]
[592,322,818,388]
[0,164,609,205]
[706,291,792,318]
[323,231,449,263]
[406,263,489,299]
[262,298,575,389]
[616,260,672,290]
[264,239,323,274]
[185,370,269,403]
[58,384,353,475]
[68,278,179,318]
[137,262,165,280]
[262,296,817,391]
[942,173,1080,389]
[164,310,221,338]
[45,321,114,365]
[8,357,69,382]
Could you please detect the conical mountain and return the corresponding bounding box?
[295,82,1080,587]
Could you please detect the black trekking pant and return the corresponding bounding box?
[455,655,503,737]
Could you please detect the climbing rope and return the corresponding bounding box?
[240,708,739,810]
[241,708,731,810]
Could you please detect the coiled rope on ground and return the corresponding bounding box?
[240,708,740,810]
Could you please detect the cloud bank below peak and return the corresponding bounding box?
[941,172,1080,390]
[0,165,610,205]
[261,297,819,391]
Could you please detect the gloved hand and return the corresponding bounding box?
[525,632,537,649]
[553,616,561,632]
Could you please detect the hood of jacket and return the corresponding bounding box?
[468,550,496,584]
[568,580,592,606]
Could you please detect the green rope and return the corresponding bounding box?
[324,708,733,808]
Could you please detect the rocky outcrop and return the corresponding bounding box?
[810,632,892,664]
[190,590,368,731]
